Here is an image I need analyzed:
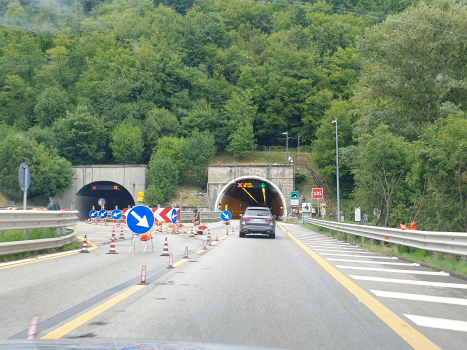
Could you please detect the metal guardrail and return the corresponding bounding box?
[0,210,79,231]
[0,231,77,256]
[307,218,467,257]
[0,210,79,256]
[180,211,222,221]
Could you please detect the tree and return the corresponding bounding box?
[183,130,217,186]
[154,136,186,183]
[355,0,467,137]
[352,125,410,227]
[110,123,144,164]
[227,119,255,157]
[34,87,69,127]
[143,108,180,161]
[146,153,179,206]
[0,133,73,200]
[0,75,35,128]
[53,106,107,165]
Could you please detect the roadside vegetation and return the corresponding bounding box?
[0,241,81,263]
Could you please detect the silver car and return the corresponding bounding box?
[239,207,276,239]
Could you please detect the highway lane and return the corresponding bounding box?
[25,221,411,349]
[3,220,465,349]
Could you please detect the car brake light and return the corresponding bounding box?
[265,218,274,222]
[243,217,251,221]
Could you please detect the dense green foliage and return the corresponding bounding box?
[2,0,467,231]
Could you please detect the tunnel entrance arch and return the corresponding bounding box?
[72,181,135,219]
[214,176,286,219]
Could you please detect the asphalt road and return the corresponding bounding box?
[1,221,467,349]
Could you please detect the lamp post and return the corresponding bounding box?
[282,131,293,165]
[332,118,340,222]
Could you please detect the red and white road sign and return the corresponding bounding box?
[152,208,180,223]
[312,188,324,199]
[123,207,180,223]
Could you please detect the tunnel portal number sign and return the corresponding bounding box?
[127,206,154,234]
[290,191,299,206]
[312,188,324,199]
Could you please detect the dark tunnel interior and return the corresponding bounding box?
[73,181,135,219]
[218,180,284,219]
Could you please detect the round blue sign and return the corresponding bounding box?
[89,210,98,218]
[126,206,154,234]
[170,209,178,224]
[111,209,122,220]
[99,209,108,219]
[221,210,232,221]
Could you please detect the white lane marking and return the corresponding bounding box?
[313,248,365,253]
[404,315,467,332]
[0,250,81,267]
[303,241,352,245]
[309,246,361,251]
[299,237,338,242]
[336,265,450,276]
[371,290,467,306]
[350,275,467,289]
[327,258,418,266]
[321,253,397,259]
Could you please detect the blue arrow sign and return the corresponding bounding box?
[89,210,98,218]
[127,206,154,234]
[221,210,232,222]
[170,209,178,224]
[111,209,122,220]
[99,209,108,219]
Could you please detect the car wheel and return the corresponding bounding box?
[239,232,245,237]
[269,233,275,239]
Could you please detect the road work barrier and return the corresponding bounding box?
[307,218,467,262]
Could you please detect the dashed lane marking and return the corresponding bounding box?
[326,258,419,266]
[320,253,397,259]
[336,265,450,276]
[350,275,467,289]
[371,290,467,306]
[404,315,467,332]
[278,222,441,350]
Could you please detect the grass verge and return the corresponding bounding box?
[0,228,63,242]
[0,240,82,263]
[301,223,467,277]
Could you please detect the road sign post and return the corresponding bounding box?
[312,188,324,218]
[126,206,155,253]
[111,209,122,221]
[18,163,30,210]
[221,210,232,222]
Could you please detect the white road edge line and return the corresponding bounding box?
[314,248,365,252]
[371,290,467,305]
[326,258,418,266]
[336,265,450,276]
[310,246,361,250]
[404,314,467,332]
[321,254,397,259]
[350,275,467,289]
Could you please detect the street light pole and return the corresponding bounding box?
[332,118,340,222]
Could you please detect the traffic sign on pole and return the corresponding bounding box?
[127,206,154,234]
[111,209,122,220]
[99,209,108,219]
[18,163,30,210]
[312,188,323,199]
[170,208,178,224]
[221,210,232,222]
[89,210,98,218]
[290,191,299,206]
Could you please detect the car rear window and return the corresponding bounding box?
[245,209,270,217]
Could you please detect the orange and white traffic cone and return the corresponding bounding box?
[161,237,169,256]
[107,237,118,254]
[119,226,125,239]
[189,227,195,237]
[80,235,89,253]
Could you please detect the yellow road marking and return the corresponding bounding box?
[195,249,206,254]
[41,285,145,339]
[277,223,441,350]
[211,241,218,245]
[172,258,189,267]
[219,235,229,240]
[0,238,97,271]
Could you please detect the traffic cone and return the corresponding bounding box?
[203,240,207,250]
[208,231,212,245]
[189,227,194,237]
[107,237,118,254]
[119,226,125,239]
[161,237,169,256]
[80,235,89,253]
[215,233,219,241]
